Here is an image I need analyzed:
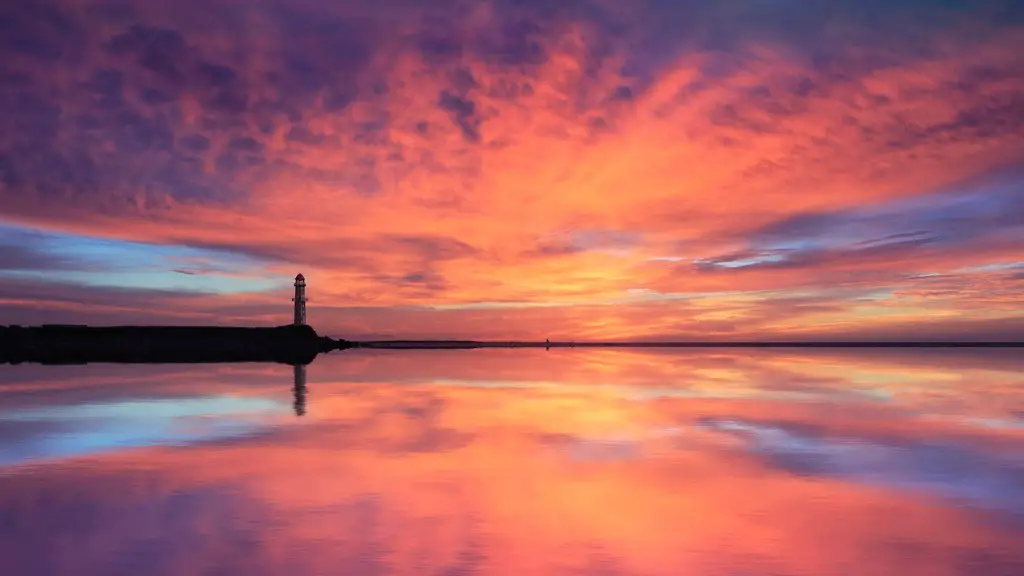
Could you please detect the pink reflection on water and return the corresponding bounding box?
[0,349,1022,575]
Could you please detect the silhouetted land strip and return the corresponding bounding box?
[2,325,1020,366]
[1,324,353,365]
[353,340,1023,349]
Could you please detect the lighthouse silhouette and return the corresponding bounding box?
[292,274,307,326]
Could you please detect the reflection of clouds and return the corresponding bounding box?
[4,381,1021,575]
[0,396,286,466]
[323,348,1024,428]
[567,439,640,462]
[436,376,888,405]
[291,386,475,455]
[0,474,269,576]
[543,434,642,463]
[1,351,1023,574]
[695,418,1024,512]
[968,417,1024,431]
[543,426,687,462]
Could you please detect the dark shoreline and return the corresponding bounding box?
[1,324,351,365]
[2,324,1020,365]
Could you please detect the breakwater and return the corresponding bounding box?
[0,324,352,365]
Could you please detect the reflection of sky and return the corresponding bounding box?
[432,377,890,404]
[695,418,1024,512]
[0,351,1023,575]
[0,396,286,466]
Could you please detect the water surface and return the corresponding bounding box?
[1,349,1023,575]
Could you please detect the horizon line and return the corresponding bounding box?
[348,340,1023,349]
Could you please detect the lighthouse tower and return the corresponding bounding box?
[292,273,307,326]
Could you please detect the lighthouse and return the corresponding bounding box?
[293,364,307,417]
[292,273,307,326]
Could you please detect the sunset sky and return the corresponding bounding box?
[1,0,1022,340]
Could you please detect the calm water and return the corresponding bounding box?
[1,349,1023,575]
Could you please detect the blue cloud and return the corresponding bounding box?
[0,222,282,294]
[694,173,1024,272]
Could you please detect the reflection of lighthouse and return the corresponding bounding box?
[292,274,307,326]
[293,364,307,417]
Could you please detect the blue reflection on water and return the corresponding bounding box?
[696,418,1024,512]
[0,396,285,466]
